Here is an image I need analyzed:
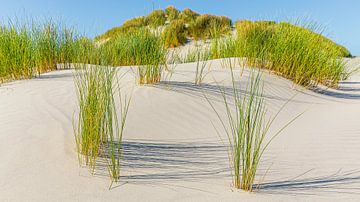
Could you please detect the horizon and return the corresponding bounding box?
[0,0,359,55]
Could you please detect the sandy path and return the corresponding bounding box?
[0,59,360,201]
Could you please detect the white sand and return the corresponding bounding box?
[1,58,360,201]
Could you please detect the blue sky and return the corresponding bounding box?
[0,0,359,55]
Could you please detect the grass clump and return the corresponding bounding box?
[211,20,349,88]
[74,64,131,184]
[207,69,299,191]
[194,48,211,85]
[146,9,166,28]
[162,19,187,48]
[100,30,166,84]
[165,6,180,22]
[95,17,147,41]
[0,20,79,83]
[179,8,199,23]
[188,14,232,40]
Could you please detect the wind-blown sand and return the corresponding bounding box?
[1,58,360,201]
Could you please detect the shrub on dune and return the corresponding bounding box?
[95,16,147,41]
[165,6,180,22]
[162,19,188,48]
[146,9,166,28]
[179,8,199,24]
[189,14,232,40]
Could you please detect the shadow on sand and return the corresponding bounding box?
[154,81,312,104]
[92,140,360,196]
[95,140,229,183]
[157,80,360,101]
[256,169,360,196]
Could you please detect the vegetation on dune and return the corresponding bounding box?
[0,20,79,83]
[188,14,232,40]
[95,6,231,46]
[100,30,166,84]
[162,19,188,48]
[179,8,199,23]
[145,9,167,28]
[74,64,131,185]
[207,69,300,191]
[95,16,147,41]
[210,20,350,88]
[165,6,180,22]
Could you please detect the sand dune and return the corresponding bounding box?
[1,58,360,201]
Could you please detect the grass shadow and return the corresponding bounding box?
[256,169,360,196]
[95,140,230,183]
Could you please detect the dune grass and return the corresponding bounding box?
[145,9,167,28]
[0,19,81,83]
[188,14,232,40]
[207,68,300,191]
[194,48,211,85]
[74,64,131,184]
[210,20,348,88]
[100,30,166,84]
[179,8,199,23]
[165,6,180,22]
[162,19,188,48]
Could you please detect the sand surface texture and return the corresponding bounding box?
[1,58,360,201]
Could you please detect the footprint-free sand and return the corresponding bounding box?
[1,58,360,201]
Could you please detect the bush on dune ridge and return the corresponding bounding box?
[96,16,148,41]
[162,19,188,48]
[179,8,199,23]
[188,14,232,40]
[95,6,231,45]
[165,6,180,22]
[145,9,167,28]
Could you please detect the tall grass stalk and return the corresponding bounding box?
[74,64,130,184]
[207,68,300,191]
[194,48,211,85]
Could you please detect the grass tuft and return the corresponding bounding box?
[74,64,131,184]
[207,68,300,191]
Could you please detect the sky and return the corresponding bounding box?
[0,0,359,55]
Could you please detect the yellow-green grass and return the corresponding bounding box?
[0,20,80,83]
[210,20,349,88]
[95,6,231,43]
[74,64,131,184]
[95,16,147,41]
[100,30,166,84]
[162,19,187,48]
[178,8,199,24]
[165,6,180,22]
[146,9,167,28]
[207,69,300,191]
[188,14,232,40]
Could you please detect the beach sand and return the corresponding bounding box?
[1,58,360,201]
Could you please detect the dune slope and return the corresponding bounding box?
[1,59,360,201]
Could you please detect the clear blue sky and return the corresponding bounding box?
[0,0,359,55]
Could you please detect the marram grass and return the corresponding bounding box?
[74,64,131,184]
[210,20,349,88]
[0,19,82,83]
[207,68,301,191]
